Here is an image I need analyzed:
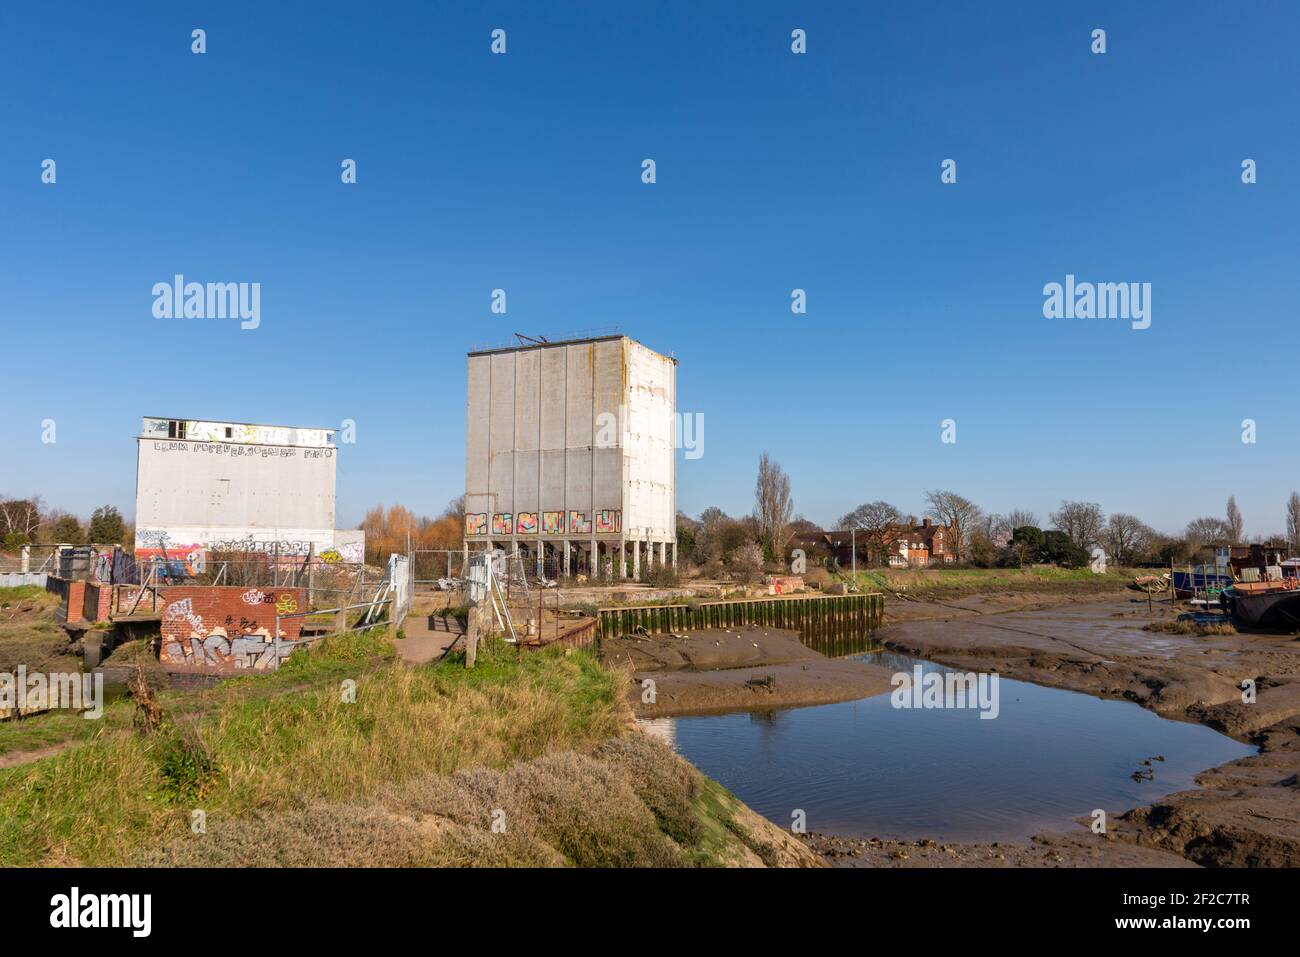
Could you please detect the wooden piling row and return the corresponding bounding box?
[595,593,884,646]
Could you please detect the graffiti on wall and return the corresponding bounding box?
[159,587,308,673]
[516,512,538,535]
[466,513,488,536]
[491,513,513,536]
[596,509,622,534]
[134,541,207,576]
[542,511,564,534]
[569,511,592,535]
[334,541,364,563]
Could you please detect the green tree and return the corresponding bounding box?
[1010,525,1045,566]
[49,512,85,544]
[89,505,126,545]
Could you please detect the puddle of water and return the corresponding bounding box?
[662,652,1255,843]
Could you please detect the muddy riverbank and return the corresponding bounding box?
[602,627,894,718]
[851,598,1300,868]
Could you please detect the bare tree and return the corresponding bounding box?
[837,500,904,566]
[1050,501,1105,550]
[1226,496,1244,545]
[1102,513,1153,566]
[1185,516,1231,553]
[1005,509,1039,532]
[1287,492,1300,551]
[0,496,44,543]
[923,490,982,562]
[753,452,794,563]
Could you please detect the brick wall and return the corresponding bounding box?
[63,580,86,624]
[82,582,112,622]
[159,586,308,674]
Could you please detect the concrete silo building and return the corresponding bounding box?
[464,334,676,579]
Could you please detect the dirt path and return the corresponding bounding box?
[395,615,462,665]
[0,740,79,769]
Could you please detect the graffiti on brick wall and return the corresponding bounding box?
[596,509,622,534]
[491,513,513,536]
[569,511,591,535]
[160,587,307,673]
[466,513,488,536]
[516,512,538,535]
[542,511,564,534]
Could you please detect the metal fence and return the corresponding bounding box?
[0,544,121,580]
[410,549,467,591]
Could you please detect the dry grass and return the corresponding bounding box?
[140,735,748,868]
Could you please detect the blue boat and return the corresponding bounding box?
[1171,565,1232,599]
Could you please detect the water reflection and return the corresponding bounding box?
[661,653,1255,842]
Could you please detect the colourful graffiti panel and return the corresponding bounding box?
[542,511,564,534]
[492,513,513,536]
[133,545,207,577]
[158,586,307,674]
[466,513,488,536]
[516,512,538,535]
[569,510,591,535]
[596,508,622,534]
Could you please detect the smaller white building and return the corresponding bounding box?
[134,416,364,564]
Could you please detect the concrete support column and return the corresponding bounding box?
[659,541,667,568]
[633,538,641,580]
[590,538,597,578]
[672,542,678,570]
[645,539,653,573]
[619,541,626,578]
[563,540,571,578]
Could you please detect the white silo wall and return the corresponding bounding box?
[622,340,676,542]
[463,336,676,550]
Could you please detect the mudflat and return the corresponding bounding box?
[602,626,895,718]
[852,598,1300,867]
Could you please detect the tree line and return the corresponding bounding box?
[0,496,129,551]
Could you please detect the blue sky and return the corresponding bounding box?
[2,1,1298,538]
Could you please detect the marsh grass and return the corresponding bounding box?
[0,632,627,866]
[855,566,1139,600]
[1144,618,1237,636]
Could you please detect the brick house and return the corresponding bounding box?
[794,517,958,568]
[885,517,954,567]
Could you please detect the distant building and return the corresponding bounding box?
[134,416,364,567]
[795,517,957,568]
[463,334,677,578]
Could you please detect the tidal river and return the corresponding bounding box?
[657,650,1254,843]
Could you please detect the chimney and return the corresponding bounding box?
[908,515,917,525]
[923,517,931,528]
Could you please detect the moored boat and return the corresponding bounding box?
[1224,580,1300,627]
[1172,565,1232,599]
